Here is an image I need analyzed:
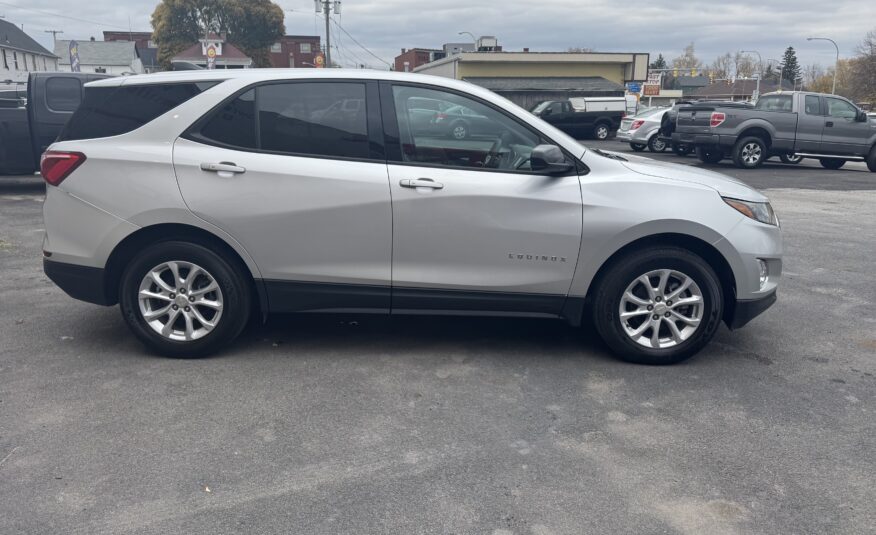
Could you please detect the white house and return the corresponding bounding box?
[54,39,144,75]
[1,18,60,84]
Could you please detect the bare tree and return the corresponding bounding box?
[802,63,824,88]
[710,53,732,79]
[671,42,703,69]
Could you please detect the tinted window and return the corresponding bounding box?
[804,95,822,115]
[58,82,218,141]
[198,89,257,149]
[258,82,368,158]
[391,85,544,172]
[45,77,82,112]
[825,97,857,119]
[755,95,792,112]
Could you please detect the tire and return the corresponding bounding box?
[648,135,668,153]
[450,121,468,140]
[780,154,803,164]
[867,146,876,172]
[819,158,846,170]
[630,143,646,152]
[696,146,723,164]
[593,123,611,140]
[119,241,252,358]
[732,136,767,169]
[592,246,724,365]
[672,143,693,157]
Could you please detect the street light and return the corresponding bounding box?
[458,31,477,49]
[807,37,839,94]
[741,50,762,100]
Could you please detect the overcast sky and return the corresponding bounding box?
[3,0,874,70]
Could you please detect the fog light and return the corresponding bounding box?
[758,259,768,288]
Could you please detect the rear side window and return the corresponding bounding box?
[755,95,792,112]
[45,77,82,112]
[188,81,369,160]
[804,95,822,115]
[58,82,218,141]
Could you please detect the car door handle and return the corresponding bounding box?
[825,121,834,128]
[200,162,246,174]
[400,178,444,189]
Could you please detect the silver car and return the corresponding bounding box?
[617,107,669,152]
[41,70,782,365]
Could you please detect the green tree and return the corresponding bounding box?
[151,0,284,69]
[778,46,802,85]
[650,53,667,70]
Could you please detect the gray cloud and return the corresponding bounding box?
[5,0,874,69]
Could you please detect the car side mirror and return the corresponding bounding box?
[541,108,552,116]
[530,144,573,175]
[856,110,868,122]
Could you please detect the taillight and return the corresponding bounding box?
[630,119,645,130]
[40,151,86,186]
[435,112,447,120]
[710,112,726,128]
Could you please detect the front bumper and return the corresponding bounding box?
[727,290,777,330]
[44,258,114,306]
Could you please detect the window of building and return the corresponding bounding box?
[270,42,282,53]
[12,52,18,70]
[300,43,312,54]
[59,82,218,141]
[31,55,37,70]
[390,85,543,172]
[147,40,156,48]
[2,50,8,70]
[42,57,47,70]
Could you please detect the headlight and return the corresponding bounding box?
[722,197,778,226]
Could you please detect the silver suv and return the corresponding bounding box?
[41,70,782,365]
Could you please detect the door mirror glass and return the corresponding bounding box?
[856,110,868,122]
[530,144,573,175]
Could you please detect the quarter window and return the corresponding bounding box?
[198,89,257,149]
[390,85,543,171]
[755,95,792,112]
[825,97,857,119]
[45,77,83,112]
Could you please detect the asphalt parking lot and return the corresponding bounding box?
[1,143,874,534]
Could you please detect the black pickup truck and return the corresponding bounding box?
[531,99,625,140]
[1,72,109,175]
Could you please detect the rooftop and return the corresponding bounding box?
[0,19,56,57]
[464,76,625,92]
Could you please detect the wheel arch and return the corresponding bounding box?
[103,223,267,313]
[736,124,773,148]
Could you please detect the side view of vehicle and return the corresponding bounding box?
[0,72,110,176]
[674,91,876,170]
[617,107,670,153]
[42,70,782,365]
[531,98,625,140]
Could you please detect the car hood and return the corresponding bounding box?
[618,153,768,202]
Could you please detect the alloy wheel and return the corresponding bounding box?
[137,260,224,341]
[596,126,609,140]
[741,142,763,165]
[452,125,467,139]
[618,269,704,349]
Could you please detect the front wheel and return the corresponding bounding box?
[449,121,468,140]
[672,143,693,156]
[593,123,611,140]
[867,146,876,172]
[592,247,724,365]
[819,158,846,170]
[696,146,724,164]
[630,143,647,152]
[780,153,803,164]
[119,241,252,357]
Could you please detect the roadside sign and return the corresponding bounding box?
[314,53,325,68]
[68,41,81,73]
[643,84,661,96]
[206,44,217,70]
[626,82,641,93]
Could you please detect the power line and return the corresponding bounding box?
[0,1,129,30]
[330,18,390,67]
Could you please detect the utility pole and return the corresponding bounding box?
[807,37,839,94]
[315,0,340,67]
[741,50,762,101]
[45,30,64,48]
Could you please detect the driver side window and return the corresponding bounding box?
[391,85,543,172]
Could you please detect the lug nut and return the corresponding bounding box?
[665,312,671,318]
[647,305,653,311]
[172,305,178,310]
[666,300,672,306]
[184,306,191,312]
[179,288,186,294]
[652,314,659,320]
[655,296,662,302]
[189,296,195,302]
[169,293,175,299]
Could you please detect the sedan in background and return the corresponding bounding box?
[617,107,669,153]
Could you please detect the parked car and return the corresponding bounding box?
[531,98,624,140]
[42,70,782,365]
[674,91,876,170]
[617,107,669,152]
[0,72,110,175]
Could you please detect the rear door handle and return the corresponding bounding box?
[200,162,246,174]
[400,178,444,190]
[825,121,834,127]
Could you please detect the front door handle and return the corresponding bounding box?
[200,162,246,174]
[400,178,444,190]
[825,121,834,128]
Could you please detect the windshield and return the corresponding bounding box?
[531,101,551,114]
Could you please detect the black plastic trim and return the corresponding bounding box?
[44,258,114,306]
[726,291,777,330]
[392,286,565,314]
[263,280,391,313]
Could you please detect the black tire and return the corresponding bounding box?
[449,121,468,140]
[819,158,846,170]
[648,135,668,153]
[593,123,611,140]
[592,246,724,365]
[867,146,876,172]
[672,143,693,157]
[731,136,767,169]
[780,154,803,164]
[119,241,252,358]
[630,143,647,152]
[696,146,723,164]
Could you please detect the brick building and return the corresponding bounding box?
[394,48,445,72]
[268,35,322,68]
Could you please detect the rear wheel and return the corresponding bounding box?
[119,241,252,358]
[648,135,668,153]
[819,158,846,170]
[696,146,723,164]
[630,143,647,152]
[594,123,611,140]
[780,153,803,164]
[450,121,468,140]
[592,247,724,365]
[867,146,876,172]
[672,143,693,157]
[732,136,767,169]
